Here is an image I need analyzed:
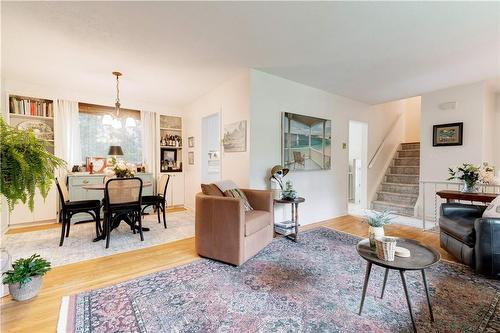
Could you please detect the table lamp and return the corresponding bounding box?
[108,145,124,156]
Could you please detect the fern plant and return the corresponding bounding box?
[2,254,51,286]
[0,117,66,211]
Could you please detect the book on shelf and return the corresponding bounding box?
[9,96,53,118]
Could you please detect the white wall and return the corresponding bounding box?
[403,97,421,142]
[420,81,487,182]
[250,70,374,224]
[183,70,251,209]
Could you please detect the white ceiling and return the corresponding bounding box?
[2,2,499,108]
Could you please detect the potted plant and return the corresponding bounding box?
[364,210,394,249]
[0,117,66,211]
[281,180,297,200]
[447,163,494,193]
[2,254,51,301]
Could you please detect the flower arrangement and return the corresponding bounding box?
[447,163,496,192]
[109,157,135,178]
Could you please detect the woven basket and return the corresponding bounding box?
[375,236,397,261]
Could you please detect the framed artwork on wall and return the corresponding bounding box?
[433,122,463,147]
[188,136,195,148]
[281,112,332,171]
[85,157,107,173]
[188,151,194,165]
[223,120,247,152]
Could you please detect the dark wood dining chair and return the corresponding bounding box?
[141,174,170,228]
[55,178,101,246]
[103,177,143,248]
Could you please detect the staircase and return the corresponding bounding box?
[372,142,420,216]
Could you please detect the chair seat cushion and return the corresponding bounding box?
[142,195,163,205]
[439,216,475,246]
[245,210,270,236]
[66,200,101,210]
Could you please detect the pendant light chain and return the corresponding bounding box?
[115,73,121,117]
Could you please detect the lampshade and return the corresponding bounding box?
[102,114,113,125]
[112,118,123,129]
[125,117,136,127]
[108,145,124,156]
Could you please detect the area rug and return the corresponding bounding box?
[58,227,499,332]
[5,210,194,267]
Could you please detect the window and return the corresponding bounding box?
[79,103,142,164]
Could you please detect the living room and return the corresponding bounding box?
[1,2,500,332]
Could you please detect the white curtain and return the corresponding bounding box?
[141,111,158,190]
[54,100,81,171]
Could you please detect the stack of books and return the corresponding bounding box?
[274,221,296,235]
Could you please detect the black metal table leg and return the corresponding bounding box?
[358,262,372,315]
[421,269,434,322]
[381,268,389,299]
[400,270,417,333]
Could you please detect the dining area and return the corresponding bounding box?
[56,173,171,248]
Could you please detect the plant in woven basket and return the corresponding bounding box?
[0,117,66,212]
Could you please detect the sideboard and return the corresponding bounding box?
[67,173,154,222]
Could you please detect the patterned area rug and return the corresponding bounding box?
[58,228,499,332]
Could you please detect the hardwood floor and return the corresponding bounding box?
[0,215,453,332]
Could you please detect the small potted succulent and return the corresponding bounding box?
[2,254,51,301]
[364,210,394,249]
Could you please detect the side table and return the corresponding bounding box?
[273,197,305,242]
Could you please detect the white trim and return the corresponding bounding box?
[57,296,70,333]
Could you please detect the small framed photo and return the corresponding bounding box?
[188,151,194,165]
[433,122,463,147]
[86,157,107,173]
[188,136,195,148]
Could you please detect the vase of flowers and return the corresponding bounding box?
[2,254,51,301]
[109,157,135,178]
[448,163,495,193]
[364,210,394,249]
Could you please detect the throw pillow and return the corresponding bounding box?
[483,195,500,218]
[201,184,224,197]
[224,188,253,211]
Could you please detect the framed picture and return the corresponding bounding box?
[188,136,194,148]
[188,151,194,165]
[281,112,332,171]
[86,157,107,173]
[223,120,247,152]
[433,122,463,147]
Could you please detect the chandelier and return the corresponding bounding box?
[102,71,136,128]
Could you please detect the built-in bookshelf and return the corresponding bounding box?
[9,95,54,117]
[8,94,55,153]
[159,115,183,172]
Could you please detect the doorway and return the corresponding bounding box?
[201,113,221,183]
[348,121,368,212]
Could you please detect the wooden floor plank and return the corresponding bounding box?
[1,215,454,332]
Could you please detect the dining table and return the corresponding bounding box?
[83,181,153,241]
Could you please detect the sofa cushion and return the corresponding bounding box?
[439,216,476,246]
[245,210,270,236]
[201,183,224,197]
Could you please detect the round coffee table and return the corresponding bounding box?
[357,238,441,332]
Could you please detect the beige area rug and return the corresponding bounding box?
[3,210,195,267]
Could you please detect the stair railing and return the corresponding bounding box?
[419,180,500,230]
[368,114,403,169]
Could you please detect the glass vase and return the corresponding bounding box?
[461,181,479,193]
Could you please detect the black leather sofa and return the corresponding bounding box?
[439,203,499,279]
